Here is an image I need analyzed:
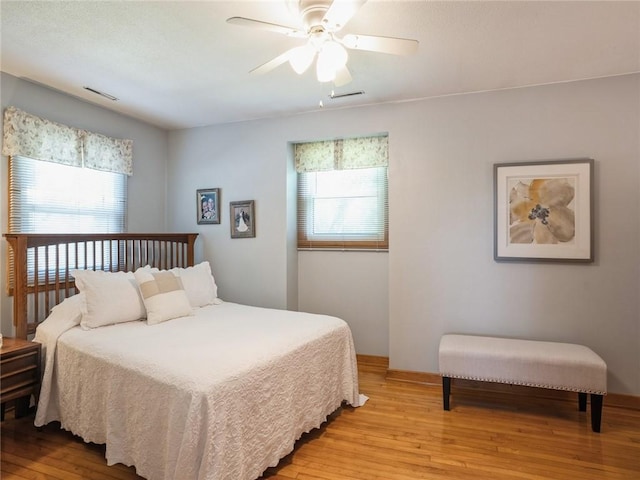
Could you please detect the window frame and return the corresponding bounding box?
[297,165,389,251]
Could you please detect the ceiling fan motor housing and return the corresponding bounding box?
[297,0,333,32]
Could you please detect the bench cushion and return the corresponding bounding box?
[439,334,607,395]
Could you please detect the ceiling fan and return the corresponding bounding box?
[227,0,418,86]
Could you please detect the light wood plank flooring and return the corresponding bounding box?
[2,362,639,479]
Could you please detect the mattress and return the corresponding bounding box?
[34,301,362,480]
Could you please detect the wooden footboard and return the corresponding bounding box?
[4,233,198,339]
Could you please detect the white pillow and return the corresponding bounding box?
[38,293,85,331]
[51,292,85,323]
[170,261,219,308]
[134,268,193,325]
[72,270,146,330]
[33,293,87,370]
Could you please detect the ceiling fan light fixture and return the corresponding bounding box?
[228,0,419,85]
[316,40,348,82]
[322,40,348,68]
[289,44,316,74]
[316,60,335,82]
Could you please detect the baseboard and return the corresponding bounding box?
[386,369,441,385]
[370,359,640,411]
[597,392,640,410]
[356,354,389,368]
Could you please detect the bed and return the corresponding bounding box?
[4,233,362,480]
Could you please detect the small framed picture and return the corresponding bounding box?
[197,188,221,225]
[494,159,594,262]
[230,200,255,238]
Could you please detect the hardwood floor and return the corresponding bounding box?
[2,362,639,480]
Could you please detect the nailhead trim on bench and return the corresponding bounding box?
[440,373,607,396]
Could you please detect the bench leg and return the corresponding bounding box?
[578,392,587,412]
[442,376,451,411]
[591,394,603,433]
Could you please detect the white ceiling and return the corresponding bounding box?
[1,1,639,130]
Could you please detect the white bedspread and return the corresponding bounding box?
[34,302,362,480]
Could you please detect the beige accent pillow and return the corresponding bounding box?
[134,268,193,325]
[71,270,146,330]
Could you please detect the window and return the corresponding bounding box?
[296,135,388,250]
[9,156,127,234]
[8,156,127,286]
[2,106,133,289]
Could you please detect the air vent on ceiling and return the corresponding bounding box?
[329,90,364,99]
[83,86,119,101]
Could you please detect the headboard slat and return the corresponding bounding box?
[4,233,198,339]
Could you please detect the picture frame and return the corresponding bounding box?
[494,158,594,263]
[197,188,221,225]
[230,200,255,238]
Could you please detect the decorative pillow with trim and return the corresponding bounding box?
[134,268,193,325]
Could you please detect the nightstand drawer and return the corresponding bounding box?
[1,352,39,395]
[1,349,40,375]
[1,338,42,419]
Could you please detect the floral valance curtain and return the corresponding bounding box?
[2,106,133,176]
[82,130,132,175]
[294,135,388,173]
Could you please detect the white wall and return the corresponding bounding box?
[167,122,293,309]
[298,251,389,356]
[0,72,169,335]
[388,75,639,396]
[168,74,639,395]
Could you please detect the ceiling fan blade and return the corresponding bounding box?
[250,49,295,76]
[322,0,368,32]
[334,65,352,87]
[226,17,305,37]
[342,34,418,55]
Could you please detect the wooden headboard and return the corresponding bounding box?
[4,233,198,339]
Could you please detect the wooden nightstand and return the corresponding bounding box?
[1,337,41,421]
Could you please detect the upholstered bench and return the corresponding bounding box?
[438,334,607,432]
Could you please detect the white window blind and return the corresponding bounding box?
[8,156,127,286]
[295,135,388,250]
[10,156,126,233]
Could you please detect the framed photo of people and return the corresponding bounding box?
[230,200,255,238]
[197,188,221,225]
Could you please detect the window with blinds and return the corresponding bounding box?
[10,156,127,233]
[295,135,389,250]
[8,156,127,286]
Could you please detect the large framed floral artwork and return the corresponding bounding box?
[494,159,594,263]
